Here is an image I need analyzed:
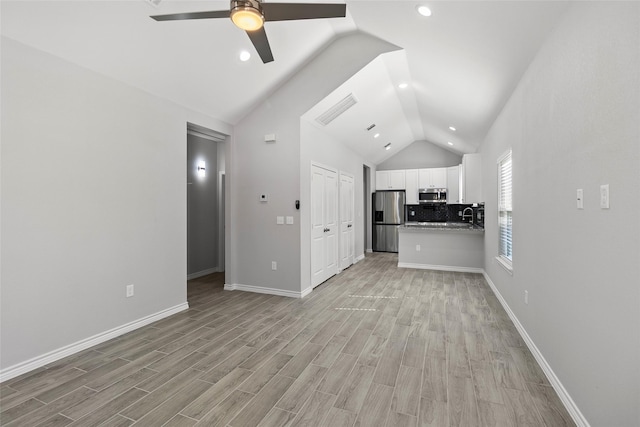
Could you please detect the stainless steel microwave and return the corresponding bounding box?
[418,188,447,204]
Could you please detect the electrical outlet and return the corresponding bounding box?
[416,244,421,251]
[524,290,528,305]
[271,261,277,271]
[286,216,294,225]
[126,284,134,298]
[276,216,284,225]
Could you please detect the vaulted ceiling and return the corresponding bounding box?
[1,0,569,164]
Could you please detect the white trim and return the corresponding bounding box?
[224,283,310,299]
[494,256,513,275]
[397,262,483,273]
[354,253,365,263]
[366,249,373,253]
[0,302,189,382]
[482,271,590,427]
[187,267,222,280]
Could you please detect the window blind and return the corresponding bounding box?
[498,150,512,263]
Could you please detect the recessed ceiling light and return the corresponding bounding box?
[447,141,454,146]
[449,126,456,131]
[398,83,408,89]
[239,50,251,62]
[417,5,432,17]
[384,143,392,150]
[374,133,380,138]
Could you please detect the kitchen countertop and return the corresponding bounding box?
[401,222,485,233]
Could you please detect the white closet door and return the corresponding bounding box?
[311,164,338,288]
[339,172,355,270]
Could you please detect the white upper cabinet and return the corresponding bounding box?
[405,169,419,204]
[418,167,447,189]
[461,154,483,203]
[375,170,406,190]
[447,165,461,203]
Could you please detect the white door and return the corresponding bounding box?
[388,170,406,189]
[431,168,447,188]
[311,164,338,287]
[339,172,355,271]
[405,169,419,204]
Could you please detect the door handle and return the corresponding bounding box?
[324,228,330,232]
[347,224,352,228]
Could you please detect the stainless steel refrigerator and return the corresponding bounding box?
[373,190,405,253]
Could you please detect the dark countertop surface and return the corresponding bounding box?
[401,222,485,233]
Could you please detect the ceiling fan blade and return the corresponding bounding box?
[262,3,346,22]
[246,27,274,63]
[150,10,230,21]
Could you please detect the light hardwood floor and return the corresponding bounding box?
[0,253,575,426]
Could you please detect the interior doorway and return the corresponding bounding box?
[186,123,227,282]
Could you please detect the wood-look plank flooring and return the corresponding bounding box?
[0,253,575,426]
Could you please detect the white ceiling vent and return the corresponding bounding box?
[315,94,358,126]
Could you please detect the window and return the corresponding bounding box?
[497,150,512,271]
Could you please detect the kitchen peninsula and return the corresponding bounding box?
[398,223,484,272]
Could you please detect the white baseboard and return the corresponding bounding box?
[187,267,222,280]
[397,262,483,273]
[482,271,590,427]
[354,254,365,263]
[224,283,308,299]
[366,249,373,253]
[0,302,189,383]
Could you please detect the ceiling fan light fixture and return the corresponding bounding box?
[231,0,264,31]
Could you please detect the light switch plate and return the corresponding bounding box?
[286,216,294,225]
[276,216,284,225]
[600,184,609,209]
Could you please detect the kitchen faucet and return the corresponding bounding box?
[462,207,474,223]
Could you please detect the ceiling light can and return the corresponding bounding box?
[417,5,432,17]
[239,50,251,61]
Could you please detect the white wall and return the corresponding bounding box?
[377,140,462,170]
[300,120,375,291]
[479,3,640,425]
[0,37,231,374]
[227,32,398,295]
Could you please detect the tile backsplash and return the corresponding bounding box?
[406,204,448,222]
[406,203,484,227]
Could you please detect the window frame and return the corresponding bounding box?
[496,149,513,273]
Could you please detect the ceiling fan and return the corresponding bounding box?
[151,0,347,63]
